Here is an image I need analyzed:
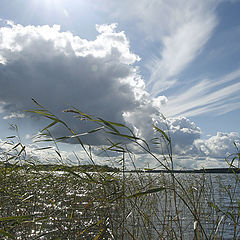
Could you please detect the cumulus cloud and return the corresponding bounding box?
[123,108,201,154]
[0,136,71,164]
[194,132,240,157]
[0,21,237,168]
[0,21,167,145]
[0,22,141,129]
[166,117,201,147]
[3,112,26,119]
[0,21,204,154]
[152,96,168,109]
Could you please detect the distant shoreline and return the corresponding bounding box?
[1,163,239,173]
[129,168,240,174]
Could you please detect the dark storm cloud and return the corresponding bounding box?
[0,21,228,157]
[0,23,145,143]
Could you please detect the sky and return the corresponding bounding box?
[0,0,240,169]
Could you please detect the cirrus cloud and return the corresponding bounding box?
[94,0,219,94]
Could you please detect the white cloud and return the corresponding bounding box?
[0,21,152,145]
[0,101,6,113]
[0,22,140,113]
[166,117,201,147]
[123,108,201,155]
[0,136,71,164]
[151,96,168,109]
[95,0,219,94]
[148,11,217,94]
[92,0,240,118]
[174,156,228,169]
[1,130,238,169]
[194,132,240,157]
[3,112,26,119]
[161,68,240,117]
[0,21,237,168]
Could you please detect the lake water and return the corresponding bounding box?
[1,170,240,239]
[122,172,240,240]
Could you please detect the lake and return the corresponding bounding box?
[122,172,240,239]
[1,169,240,239]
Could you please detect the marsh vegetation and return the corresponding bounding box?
[0,101,240,239]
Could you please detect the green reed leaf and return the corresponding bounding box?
[153,125,170,142]
[0,215,33,222]
[126,187,166,198]
[0,230,14,239]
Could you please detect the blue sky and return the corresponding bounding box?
[0,0,239,169]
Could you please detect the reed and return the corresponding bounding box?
[0,100,239,239]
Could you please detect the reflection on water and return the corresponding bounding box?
[124,173,240,240]
[1,170,239,239]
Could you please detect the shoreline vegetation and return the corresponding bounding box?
[1,163,120,172]
[131,167,240,174]
[1,163,240,174]
[1,100,240,239]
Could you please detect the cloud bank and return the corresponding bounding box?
[0,21,164,144]
[0,22,142,120]
[0,21,238,168]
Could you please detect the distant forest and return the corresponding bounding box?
[132,167,240,174]
[1,163,120,172]
[2,163,240,173]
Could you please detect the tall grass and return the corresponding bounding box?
[0,100,239,239]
